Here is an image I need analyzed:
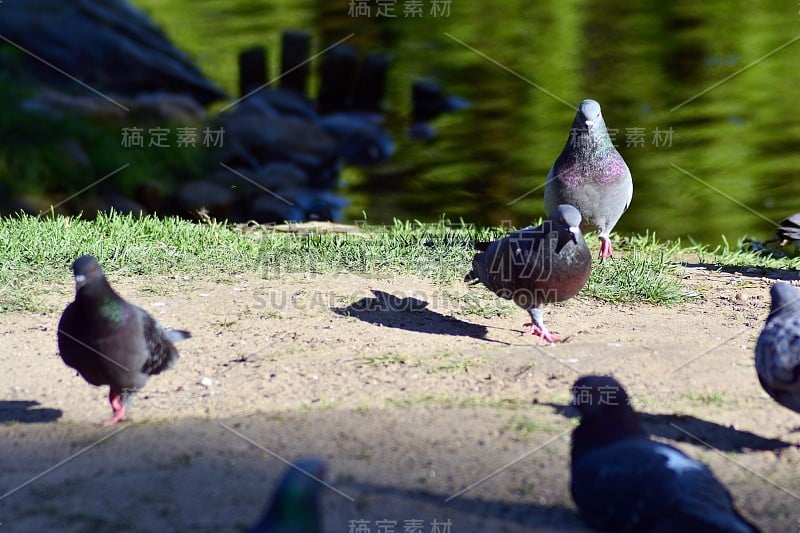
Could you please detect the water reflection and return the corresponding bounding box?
[134,0,800,244]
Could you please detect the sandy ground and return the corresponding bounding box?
[2,261,800,532]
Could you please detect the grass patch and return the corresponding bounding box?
[682,392,727,407]
[5,212,799,313]
[693,235,800,271]
[504,414,551,440]
[0,76,209,201]
[385,395,532,410]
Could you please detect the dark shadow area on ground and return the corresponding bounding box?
[338,482,584,531]
[544,402,791,452]
[0,400,62,423]
[332,290,498,341]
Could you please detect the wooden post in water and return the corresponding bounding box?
[317,44,359,114]
[239,46,268,97]
[280,30,311,94]
[352,52,389,112]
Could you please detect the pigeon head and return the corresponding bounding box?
[570,375,645,459]
[577,99,603,129]
[550,204,583,244]
[769,282,800,319]
[71,255,105,290]
[570,375,631,418]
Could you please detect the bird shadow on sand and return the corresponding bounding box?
[544,402,791,452]
[0,400,62,424]
[332,290,504,343]
[338,481,584,531]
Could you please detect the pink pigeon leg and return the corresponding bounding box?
[522,322,560,342]
[523,308,560,343]
[599,237,613,261]
[103,389,126,426]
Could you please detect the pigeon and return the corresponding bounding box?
[774,213,800,246]
[465,204,592,342]
[544,99,633,261]
[755,282,800,413]
[570,375,761,533]
[250,458,325,533]
[57,255,190,425]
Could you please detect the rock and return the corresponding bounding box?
[252,163,310,191]
[0,0,225,105]
[22,90,207,124]
[248,194,305,223]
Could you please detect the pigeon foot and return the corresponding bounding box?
[599,237,613,261]
[104,390,126,426]
[523,322,559,343]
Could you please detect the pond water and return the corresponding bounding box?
[134,0,800,244]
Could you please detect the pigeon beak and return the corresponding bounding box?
[74,274,86,287]
[584,119,595,129]
[569,227,579,244]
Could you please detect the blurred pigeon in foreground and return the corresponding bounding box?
[570,375,761,533]
[466,204,591,342]
[57,255,190,425]
[755,282,800,413]
[544,99,633,261]
[250,458,325,533]
[775,213,800,245]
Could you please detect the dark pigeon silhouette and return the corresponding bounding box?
[57,255,190,425]
[570,375,761,533]
[544,99,633,261]
[466,204,591,342]
[408,79,469,141]
[755,282,800,413]
[250,458,325,533]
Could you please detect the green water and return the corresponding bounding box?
[134,0,800,244]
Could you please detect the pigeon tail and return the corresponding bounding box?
[165,329,192,343]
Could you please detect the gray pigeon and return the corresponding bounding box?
[466,204,592,342]
[57,255,190,425]
[755,282,800,413]
[571,375,761,533]
[250,458,325,533]
[544,99,633,261]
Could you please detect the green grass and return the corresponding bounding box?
[0,75,209,201]
[385,395,533,410]
[694,235,800,270]
[682,392,727,407]
[3,211,799,313]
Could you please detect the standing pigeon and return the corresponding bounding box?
[544,99,633,261]
[57,255,190,425]
[466,204,592,342]
[250,458,325,533]
[755,282,800,413]
[570,375,761,533]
